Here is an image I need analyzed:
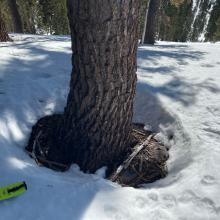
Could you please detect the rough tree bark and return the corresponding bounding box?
[26,0,141,173]
[8,0,23,33]
[143,0,160,44]
[0,10,11,42]
[141,0,150,43]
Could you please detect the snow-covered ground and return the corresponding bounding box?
[0,34,220,220]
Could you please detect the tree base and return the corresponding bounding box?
[109,124,169,187]
[26,116,169,186]
[26,114,71,171]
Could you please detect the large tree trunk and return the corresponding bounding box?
[62,0,141,172]
[143,0,160,44]
[8,0,23,33]
[0,10,11,42]
[26,0,141,173]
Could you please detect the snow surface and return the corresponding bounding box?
[0,34,220,220]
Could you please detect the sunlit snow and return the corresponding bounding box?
[0,34,220,220]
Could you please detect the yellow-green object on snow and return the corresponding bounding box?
[0,182,27,201]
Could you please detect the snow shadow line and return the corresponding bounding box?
[137,44,207,67]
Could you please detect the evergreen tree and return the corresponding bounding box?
[158,0,191,42]
[139,0,149,40]
[8,0,23,33]
[38,0,69,35]
[214,16,220,41]
[18,0,37,34]
[142,0,160,44]
[0,8,11,41]
[206,0,220,41]
[27,0,141,174]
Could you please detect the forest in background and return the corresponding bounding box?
[0,0,220,41]
[0,0,219,42]
[0,0,69,35]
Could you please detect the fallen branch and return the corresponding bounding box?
[30,131,42,165]
[26,130,69,171]
[111,134,153,181]
[26,150,69,171]
[132,128,148,136]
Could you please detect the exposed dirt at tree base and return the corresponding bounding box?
[25,114,70,171]
[26,117,169,187]
[109,123,169,187]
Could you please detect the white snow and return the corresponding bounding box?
[0,35,220,220]
[188,0,203,40]
[198,0,217,42]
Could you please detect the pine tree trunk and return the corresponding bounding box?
[8,0,23,33]
[0,10,11,42]
[141,0,150,44]
[26,0,141,173]
[143,0,160,44]
[61,0,141,172]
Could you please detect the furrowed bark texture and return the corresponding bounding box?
[8,0,23,33]
[59,0,141,172]
[143,0,160,44]
[26,0,141,173]
[0,10,11,42]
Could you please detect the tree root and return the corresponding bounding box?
[109,123,169,187]
[26,114,71,171]
[26,118,169,186]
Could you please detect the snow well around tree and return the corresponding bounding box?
[1,35,220,220]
